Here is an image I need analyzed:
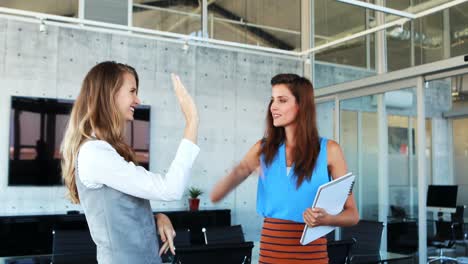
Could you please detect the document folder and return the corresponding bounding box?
[300,172,355,245]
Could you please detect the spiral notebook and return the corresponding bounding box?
[300,172,355,245]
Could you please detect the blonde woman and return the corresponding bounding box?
[61,61,199,264]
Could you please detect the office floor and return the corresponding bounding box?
[202,239,468,264]
[160,241,468,264]
[251,243,468,264]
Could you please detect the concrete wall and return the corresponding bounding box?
[0,17,302,241]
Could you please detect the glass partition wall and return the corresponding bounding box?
[424,74,468,259]
[207,0,301,50]
[336,88,426,253]
[133,0,202,35]
[316,101,336,139]
[339,96,379,220]
[385,88,431,221]
[320,65,468,262]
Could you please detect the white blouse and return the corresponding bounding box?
[77,139,200,201]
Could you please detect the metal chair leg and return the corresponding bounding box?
[427,248,459,264]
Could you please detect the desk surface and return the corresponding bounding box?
[380,251,413,262]
[0,254,52,264]
[351,251,413,263]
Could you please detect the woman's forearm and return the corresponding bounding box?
[328,207,359,227]
[184,121,198,144]
[210,163,250,202]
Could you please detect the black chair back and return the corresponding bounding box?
[174,228,192,247]
[326,229,336,240]
[434,220,454,242]
[51,229,96,264]
[160,228,191,263]
[430,207,464,248]
[327,238,356,264]
[173,226,252,264]
[158,228,191,247]
[451,205,465,240]
[174,242,254,264]
[341,220,384,255]
[203,225,245,244]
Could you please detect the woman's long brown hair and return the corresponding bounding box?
[61,61,139,203]
[260,73,320,188]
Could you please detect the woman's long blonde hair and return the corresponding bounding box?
[61,61,139,203]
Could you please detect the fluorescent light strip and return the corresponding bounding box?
[337,0,416,19]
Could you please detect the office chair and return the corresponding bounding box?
[341,220,384,264]
[427,205,467,263]
[327,238,356,264]
[158,228,191,264]
[171,225,253,264]
[51,229,97,264]
[452,205,466,241]
[427,210,462,263]
[201,225,245,245]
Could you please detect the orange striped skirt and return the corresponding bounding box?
[259,218,329,264]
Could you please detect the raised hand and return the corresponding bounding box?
[171,74,198,143]
[171,74,199,141]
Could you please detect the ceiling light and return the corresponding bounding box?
[336,0,416,19]
[39,19,47,33]
[182,41,189,53]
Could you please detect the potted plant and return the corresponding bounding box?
[188,186,203,211]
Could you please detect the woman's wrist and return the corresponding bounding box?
[187,118,199,128]
[184,123,198,143]
[323,214,335,226]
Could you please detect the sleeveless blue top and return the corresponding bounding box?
[257,137,330,223]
